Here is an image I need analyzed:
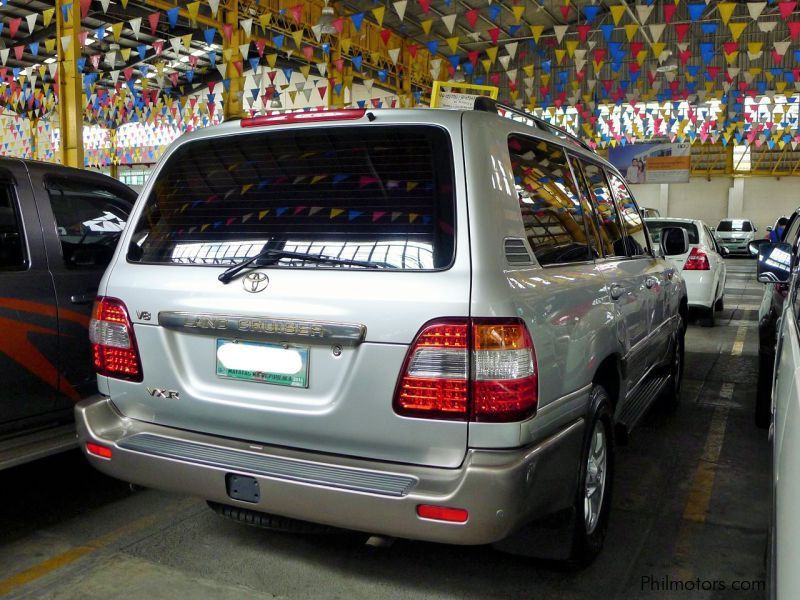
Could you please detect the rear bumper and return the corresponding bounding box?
[682,271,717,309]
[76,396,584,545]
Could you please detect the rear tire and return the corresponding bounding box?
[208,501,337,534]
[566,386,614,568]
[715,295,724,312]
[701,306,716,327]
[661,316,685,412]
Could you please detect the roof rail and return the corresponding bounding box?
[473,97,595,154]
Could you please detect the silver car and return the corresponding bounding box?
[77,105,688,565]
[716,218,758,255]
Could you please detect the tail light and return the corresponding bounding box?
[684,247,710,270]
[89,296,143,382]
[393,318,537,423]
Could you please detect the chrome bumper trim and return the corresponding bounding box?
[119,432,416,497]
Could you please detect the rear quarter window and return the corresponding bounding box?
[128,125,456,271]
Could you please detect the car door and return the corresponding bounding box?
[28,166,136,405]
[0,160,62,432]
[703,223,726,303]
[573,159,651,388]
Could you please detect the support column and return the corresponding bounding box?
[55,0,83,169]
[108,128,119,179]
[658,183,669,217]
[29,117,38,161]
[728,178,744,218]
[222,1,244,120]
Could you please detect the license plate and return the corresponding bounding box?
[216,339,309,388]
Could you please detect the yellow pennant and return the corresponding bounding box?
[636,50,648,66]
[624,23,639,42]
[717,3,735,25]
[523,64,534,77]
[421,19,433,35]
[725,51,739,65]
[341,38,352,54]
[610,5,627,26]
[259,14,271,31]
[267,53,277,67]
[372,5,386,26]
[330,208,344,219]
[729,22,747,42]
[43,7,55,27]
[512,5,525,23]
[555,48,566,64]
[530,24,544,44]
[291,30,303,48]
[300,64,311,78]
[486,46,498,63]
[566,40,579,58]
[481,58,492,73]
[446,36,459,54]
[650,41,665,58]
[187,1,201,24]
[44,38,56,54]
[747,42,762,54]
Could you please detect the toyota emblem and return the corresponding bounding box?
[243,272,269,293]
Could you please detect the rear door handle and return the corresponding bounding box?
[609,283,625,300]
[70,293,94,305]
[645,277,657,289]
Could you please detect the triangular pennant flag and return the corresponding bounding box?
[393,0,407,22]
[748,2,766,20]
[729,22,748,41]
[441,14,457,34]
[610,5,627,26]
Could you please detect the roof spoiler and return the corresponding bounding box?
[473,97,595,154]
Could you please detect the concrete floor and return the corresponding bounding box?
[0,260,770,599]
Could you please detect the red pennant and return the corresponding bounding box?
[334,58,344,71]
[789,22,800,41]
[408,44,418,58]
[379,29,391,45]
[489,72,500,86]
[602,79,613,94]
[679,50,691,65]
[593,48,606,62]
[80,0,92,19]
[488,27,501,45]
[255,39,267,57]
[89,53,101,69]
[577,25,590,43]
[418,0,431,14]
[289,4,303,23]
[13,46,24,61]
[78,31,89,47]
[302,45,314,60]
[674,23,690,43]
[663,4,677,23]
[189,55,198,67]
[575,69,586,82]
[779,1,797,20]
[466,8,479,29]
[222,23,233,42]
[267,71,277,83]
[148,12,160,35]
[233,60,243,75]
[152,40,164,55]
[630,41,644,58]
[772,50,784,64]
[318,86,327,100]
[332,17,344,33]
[723,42,738,56]
[170,72,179,87]
[123,67,134,81]
[707,66,720,80]
[560,5,571,20]
[9,18,21,39]
[468,50,479,66]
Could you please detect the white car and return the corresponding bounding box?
[716,218,758,255]
[646,218,728,327]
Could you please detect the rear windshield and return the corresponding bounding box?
[646,220,699,244]
[716,220,752,232]
[127,125,456,270]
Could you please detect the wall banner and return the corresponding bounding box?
[608,142,691,184]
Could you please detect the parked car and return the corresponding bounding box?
[76,105,688,565]
[646,218,728,327]
[715,218,758,255]
[639,207,661,219]
[752,209,800,427]
[753,237,800,598]
[0,158,135,470]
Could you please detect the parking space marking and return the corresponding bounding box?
[731,326,748,356]
[0,497,199,596]
[682,403,730,523]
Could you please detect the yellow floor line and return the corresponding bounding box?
[0,497,199,596]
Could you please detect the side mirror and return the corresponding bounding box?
[766,226,773,233]
[756,242,793,284]
[660,226,689,256]
[748,239,769,256]
[720,246,730,257]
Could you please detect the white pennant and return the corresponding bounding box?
[393,0,407,22]
[441,14,457,34]
[316,62,327,77]
[553,25,568,44]
[636,4,653,24]
[747,2,766,20]
[388,47,400,64]
[48,62,58,78]
[25,13,37,34]
[170,37,183,54]
[506,68,518,82]
[648,23,665,43]
[364,78,374,93]
[758,21,778,33]
[60,35,72,52]
[747,51,763,61]
[499,55,511,70]
[774,40,791,55]
[130,17,142,38]
[100,0,111,12]
[208,0,221,17]
[504,41,518,59]
[311,24,322,42]
[728,67,740,78]
[110,69,120,83]
[239,42,250,59]
[240,19,253,38]
[105,51,116,68]
[217,63,227,78]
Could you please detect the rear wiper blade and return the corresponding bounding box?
[218,249,382,283]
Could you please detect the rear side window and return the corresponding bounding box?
[129,126,456,271]
[507,135,597,265]
[647,220,700,244]
[0,180,25,270]
[607,173,650,256]
[577,161,626,258]
[46,179,131,269]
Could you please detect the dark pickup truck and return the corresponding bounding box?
[0,157,135,469]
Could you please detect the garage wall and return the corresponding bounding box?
[631,176,800,228]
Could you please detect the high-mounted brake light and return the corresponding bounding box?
[393,318,538,423]
[89,296,143,382]
[240,109,367,128]
[684,247,710,271]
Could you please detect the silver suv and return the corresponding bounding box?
[77,105,688,565]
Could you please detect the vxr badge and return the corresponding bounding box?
[146,387,180,400]
[243,272,269,293]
